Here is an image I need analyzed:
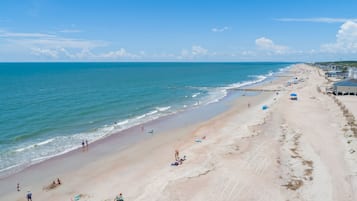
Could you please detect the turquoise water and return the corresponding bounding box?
[0,62,292,174]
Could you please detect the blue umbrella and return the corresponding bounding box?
[290,93,297,96]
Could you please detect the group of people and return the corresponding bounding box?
[48,178,62,189]
[171,149,186,166]
[16,184,33,201]
[19,178,62,200]
[81,139,89,150]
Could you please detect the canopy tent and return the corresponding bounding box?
[290,93,298,100]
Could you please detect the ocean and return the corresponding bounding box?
[0,62,293,175]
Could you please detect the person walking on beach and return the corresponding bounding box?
[26,191,32,201]
[17,183,20,192]
[175,149,180,161]
[85,139,89,148]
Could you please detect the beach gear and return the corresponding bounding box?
[262,105,268,110]
[290,93,298,100]
[171,161,179,166]
[74,194,81,201]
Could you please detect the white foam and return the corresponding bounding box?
[0,163,23,174]
[156,106,171,112]
[192,92,200,98]
[116,120,128,126]
[147,110,158,115]
[15,138,55,152]
[136,114,146,120]
[37,138,55,146]
[2,64,295,177]
[192,68,283,107]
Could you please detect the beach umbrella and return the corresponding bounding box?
[290,93,297,96]
[262,105,268,110]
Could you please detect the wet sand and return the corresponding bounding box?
[1,64,356,201]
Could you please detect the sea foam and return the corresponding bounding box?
[0,62,293,177]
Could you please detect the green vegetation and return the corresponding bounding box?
[315,61,357,67]
[314,61,357,72]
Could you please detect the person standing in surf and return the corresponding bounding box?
[26,191,32,201]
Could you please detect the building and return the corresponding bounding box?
[333,79,357,95]
[348,68,357,79]
[325,70,348,78]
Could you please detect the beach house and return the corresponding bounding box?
[333,79,357,95]
[325,71,347,78]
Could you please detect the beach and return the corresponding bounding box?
[1,63,357,201]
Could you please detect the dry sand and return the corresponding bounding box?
[1,64,357,201]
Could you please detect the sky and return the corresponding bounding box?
[0,0,356,62]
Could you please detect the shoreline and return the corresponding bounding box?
[0,92,275,198]
[0,64,293,179]
[0,66,288,198]
[3,63,355,201]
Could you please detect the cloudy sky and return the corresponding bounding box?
[0,0,356,61]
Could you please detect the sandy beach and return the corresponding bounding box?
[1,64,357,201]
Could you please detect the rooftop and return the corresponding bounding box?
[334,79,357,87]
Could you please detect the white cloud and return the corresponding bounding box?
[0,30,55,38]
[179,45,209,59]
[101,48,139,59]
[192,45,208,55]
[211,26,230,32]
[58,48,74,58]
[0,30,106,50]
[276,17,357,23]
[321,20,357,53]
[59,29,82,33]
[255,37,289,54]
[66,48,96,59]
[30,47,96,59]
[0,29,144,60]
[31,48,58,58]
[13,38,105,49]
[29,47,139,60]
[241,50,256,56]
[180,49,190,58]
